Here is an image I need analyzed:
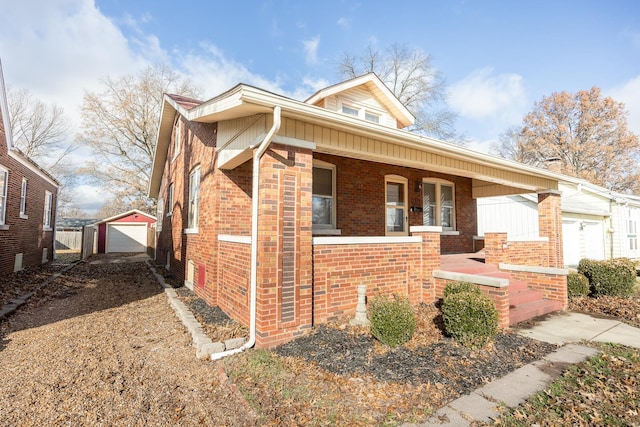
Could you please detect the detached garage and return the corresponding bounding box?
[94,210,156,254]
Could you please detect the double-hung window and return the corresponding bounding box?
[156,198,164,232]
[312,161,337,232]
[0,167,7,226]
[43,191,53,230]
[172,119,182,161]
[167,183,174,216]
[20,178,27,218]
[422,179,455,230]
[187,166,201,232]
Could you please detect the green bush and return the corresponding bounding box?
[578,258,636,297]
[441,286,498,348]
[442,281,481,299]
[567,272,590,298]
[369,294,416,347]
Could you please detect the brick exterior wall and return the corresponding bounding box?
[0,108,57,275]
[484,232,549,267]
[312,240,423,323]
[507,269,568,309]
[217,240,251,326]
[538,191,563,268]
[313,153,476,253]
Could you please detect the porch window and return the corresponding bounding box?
[187,166,200,232]
[312,160,336,232]
[20,178,27,218]
[422,179,455,230]
[0,166,7,225]
[385,175,408,236]
[43,191,53,230]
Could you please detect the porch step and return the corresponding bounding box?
[509,287,543,306]
[509,299,563,326]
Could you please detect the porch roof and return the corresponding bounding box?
[149,82,562,199]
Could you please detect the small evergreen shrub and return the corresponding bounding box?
[441,286,498,348]
[369,294,416,347]
[442,281,481,299]
[578,258,636,297]
[567,272,590,298]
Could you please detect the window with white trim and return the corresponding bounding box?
[172,119,182,161]
[422,179,455,230]
[0,167,7,226]
[628,219,638,251]
[339,99,384,124]
[187,166,201,231]
[43,191,53,230]
[312,160,336,231]
[20,178,27,218]
[156,198,164,232]
[167,183,174,216]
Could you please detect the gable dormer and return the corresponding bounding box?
[305,73,415,130]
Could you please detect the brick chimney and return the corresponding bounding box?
[544,157,562,173]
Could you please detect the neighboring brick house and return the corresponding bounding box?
[149,73,566,349]
[0,60,59,275]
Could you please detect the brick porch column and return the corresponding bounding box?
[255,143,313,348]
[538,190,563,268]
[410,226,441,304]
[484,232,508,265]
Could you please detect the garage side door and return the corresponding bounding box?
[107,224,147,253]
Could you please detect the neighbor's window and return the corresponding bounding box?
[312,161,336,230]
[167,183,174,215]
[187,166,201,231]
[422,179,455,230]
[628,219,638,251]
[43,191,53,230]
[0,167,7,225]
[20,178,28,218]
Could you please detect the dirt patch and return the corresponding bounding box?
[0,258,257,426]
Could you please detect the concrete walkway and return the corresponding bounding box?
[406,312,640,426]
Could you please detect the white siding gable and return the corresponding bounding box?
[324,86,397,128]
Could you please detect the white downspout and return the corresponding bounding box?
[212,106,281,361]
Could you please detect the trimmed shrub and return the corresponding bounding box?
[369,294,416,347]
[442,287,498,348]
[442,281,481,299]
[567,272,590,298]
[578,258,636,297]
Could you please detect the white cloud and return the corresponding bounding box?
[337,17,351,29]
[448,67,527,122]
[608,74,640,137]
[302,35,320,65]
[67,184,109,215]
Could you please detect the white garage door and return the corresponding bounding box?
[583,221,605,260]
[107,224,147,253]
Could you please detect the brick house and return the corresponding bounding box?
[0,60,59,275]
[149,73,567,350]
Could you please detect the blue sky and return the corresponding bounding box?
[0,0,639,213]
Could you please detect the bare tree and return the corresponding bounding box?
[77,63,200,214]
[7,87,76,212]
[338,43,459,141]
[7,87,73,167]
[492,87,640,192]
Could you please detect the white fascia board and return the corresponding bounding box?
[185,85,562,186]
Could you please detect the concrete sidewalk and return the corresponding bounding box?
[407,312,640,426]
